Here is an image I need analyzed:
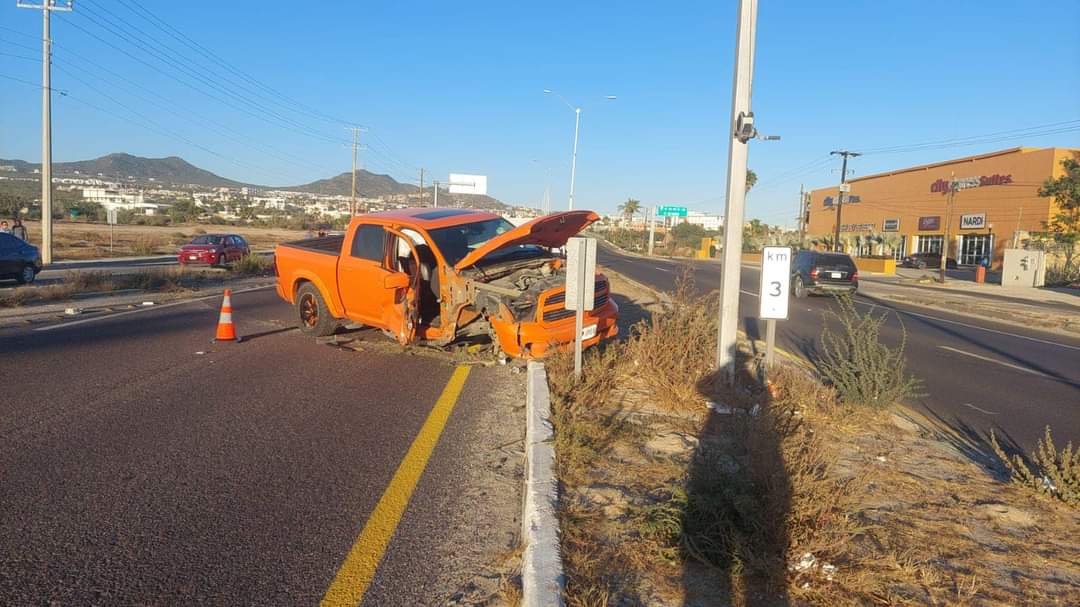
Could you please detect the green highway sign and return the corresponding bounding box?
[657,205,687,217]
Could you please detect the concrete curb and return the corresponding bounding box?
[521,360,565,607]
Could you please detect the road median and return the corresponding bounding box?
[541,269,1080,605]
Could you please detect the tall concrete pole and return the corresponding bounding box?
[715,0,758,381]
[568,107,581,211]
[941,171,955,283]
[18,1,72,264]
[40,4,52,263]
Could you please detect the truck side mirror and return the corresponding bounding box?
[384,272,410,290]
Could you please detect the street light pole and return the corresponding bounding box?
[544,90,615,212]
[568,107,581,211]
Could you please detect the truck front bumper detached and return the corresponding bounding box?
[490,298,619,359]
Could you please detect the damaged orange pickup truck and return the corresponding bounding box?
[274,208,618,358]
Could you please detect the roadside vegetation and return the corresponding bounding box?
[0,269,207,308]
[16,220,306,261]
[547,269,1080,605]
[992,426,1080,507]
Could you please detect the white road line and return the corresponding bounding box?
[34,285,275,332]
[962,402,999,415]
[937,345,1057,380]
[740,289,758,298]
[653,266,671,273]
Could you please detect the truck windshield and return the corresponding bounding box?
[429,218,543,266]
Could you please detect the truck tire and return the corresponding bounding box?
[295,283,338,337]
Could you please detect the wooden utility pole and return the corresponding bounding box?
[797,184,807,244]
[830,150,861,252]
[941,171,956,283]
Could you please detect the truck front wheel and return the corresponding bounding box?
[296,283,339,337]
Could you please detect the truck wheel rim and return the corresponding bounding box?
[300,294,318,327]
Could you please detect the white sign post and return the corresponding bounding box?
[758,246,792,371]
[565,236,597,378]
[106,207,118,255]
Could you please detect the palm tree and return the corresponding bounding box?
[618,198,641,224]
[746,169,758,191]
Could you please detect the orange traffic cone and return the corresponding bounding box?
[214,289,241,342]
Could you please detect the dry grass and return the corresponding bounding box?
[230,253,275,276]
[0,268,212,308]
[548,268,1080,606]
[21,220,306,260]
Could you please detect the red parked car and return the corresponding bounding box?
[177,234,250,267]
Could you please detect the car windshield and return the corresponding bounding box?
[191,235,224,245]
[428,218,545,266]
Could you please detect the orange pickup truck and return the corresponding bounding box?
[274,208,618,358]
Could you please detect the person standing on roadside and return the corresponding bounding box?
[11,217,28,241]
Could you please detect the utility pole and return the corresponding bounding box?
[830,150,860,252]
[797,184,807,244]
[715,0,758,381]
[346,126,364,215]
[433,181,439,208]
[941,171,955,283]
[647,206,656,256]
[18,0,72,266]
[418,168,425,207]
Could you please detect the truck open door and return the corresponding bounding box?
[384,227,422,346]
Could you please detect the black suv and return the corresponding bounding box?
[0,232,42,285]
[791,250,858,298]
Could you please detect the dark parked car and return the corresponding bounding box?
[901,252,957,269]
[0,232,43,285]
[791,250,858,298]
[178,234,250,266]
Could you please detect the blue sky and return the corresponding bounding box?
[1,0,1078,224]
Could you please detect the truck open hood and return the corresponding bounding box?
[454,210,600,271]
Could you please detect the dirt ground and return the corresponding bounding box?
[550,269,1080,607]
[20,220,309,260]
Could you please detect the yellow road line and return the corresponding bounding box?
[320,364,472,607]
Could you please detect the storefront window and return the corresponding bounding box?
[891,236,907,262]
[917,235,943,255]
[959,234,993,266]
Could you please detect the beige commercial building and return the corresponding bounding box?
[807,147,1077,268]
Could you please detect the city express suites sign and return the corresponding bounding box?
[930,174,1012,194]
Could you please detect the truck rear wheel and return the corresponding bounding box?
[296,283,338,337]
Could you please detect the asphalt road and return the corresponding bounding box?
[0,287,521,605]
[598,243,1080,452]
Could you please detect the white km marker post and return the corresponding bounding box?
[758,246,792,373]
[565,237,597,378]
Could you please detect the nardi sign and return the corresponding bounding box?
[960,213,987,230]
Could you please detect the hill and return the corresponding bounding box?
[0,153,516,210]
[0,153,247,188]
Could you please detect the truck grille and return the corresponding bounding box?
[540,279,608,323]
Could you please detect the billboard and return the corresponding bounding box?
[448,174,488,195]
[918,216,941,231]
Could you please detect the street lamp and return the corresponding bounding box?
[543,89,616,211]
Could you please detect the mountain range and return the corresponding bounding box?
[0,153,511,210]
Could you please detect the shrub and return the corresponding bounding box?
[991,426,1079,507]
[230,253,274,276]
[818,296,921,408]
[132,237,164,256]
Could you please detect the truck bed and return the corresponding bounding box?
[279,235,345,255]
